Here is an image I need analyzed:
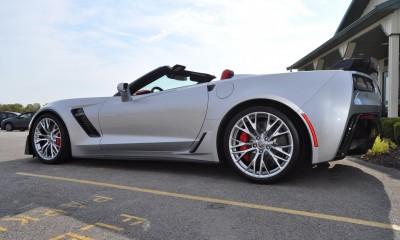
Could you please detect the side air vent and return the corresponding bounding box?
[71,108,101,137]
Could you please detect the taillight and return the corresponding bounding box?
[360,113,378,119]
[353,75,374,92]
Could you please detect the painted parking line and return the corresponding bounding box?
[16,172,400,231]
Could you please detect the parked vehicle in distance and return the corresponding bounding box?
[25,59,381,183]
[1,112,36,131]
[0,111,19,126]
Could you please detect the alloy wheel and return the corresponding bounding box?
[33,118,62,160]
[228,111,294,178]
[5,123,12,131]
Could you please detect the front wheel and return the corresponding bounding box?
[31,114,71,164]
[5,123,13,131]
[223,106,300,183]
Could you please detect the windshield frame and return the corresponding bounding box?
[114,65,216,96]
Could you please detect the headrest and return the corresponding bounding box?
[133,90,151,95]
[221,69,234,80]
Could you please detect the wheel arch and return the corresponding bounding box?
[216,99,312,165]
[29,109,65,134]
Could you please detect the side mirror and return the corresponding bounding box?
[117,82,132,102]
[117,83,129,92]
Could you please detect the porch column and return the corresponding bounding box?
[313,59,324,70]
[388,34,399,117]
[344,42,356,59]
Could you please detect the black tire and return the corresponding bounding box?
[20,129,25,132]
[5,123,13,131]
[223,106,300,183]
[31,114,71,164]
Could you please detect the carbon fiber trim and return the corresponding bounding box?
[335,113,379,159]
[71,108,101,137]
[190,132,207,153]
[335,115,358,160]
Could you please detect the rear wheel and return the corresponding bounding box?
[31,114,71,164]
[5,123,13,131]
[223,106,300,183]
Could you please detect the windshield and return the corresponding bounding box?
[114,65,215,96]
[140,75,198,92]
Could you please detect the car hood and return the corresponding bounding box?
[38,97,110,114]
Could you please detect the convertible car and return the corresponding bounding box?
[25,59,381,182]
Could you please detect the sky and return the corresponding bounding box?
[0,0,351,105]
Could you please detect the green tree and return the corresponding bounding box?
[24,103,41,112]
[0,103,41,112]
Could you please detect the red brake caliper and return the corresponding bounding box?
[55,129,61,147]
[239,132,249,162]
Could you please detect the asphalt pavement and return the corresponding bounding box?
[0,131,29,162]
[0,130,400,239]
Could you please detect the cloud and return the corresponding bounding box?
[0,0,349,105]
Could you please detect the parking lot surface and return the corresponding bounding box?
[0,131,400,239]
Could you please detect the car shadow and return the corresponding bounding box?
[347,156,400,181]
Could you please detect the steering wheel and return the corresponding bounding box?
[151,86,163,92]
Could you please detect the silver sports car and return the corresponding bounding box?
[25,59,381,182]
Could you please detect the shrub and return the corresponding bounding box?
[380,118,400,140]
[366,135,396,156]
[390,140,397,149]
[394,122,400,144]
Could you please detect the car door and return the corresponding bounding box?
[13,113,29,128]
[0,112,6,123]
[98,84,209,152]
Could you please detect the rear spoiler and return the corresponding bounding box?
[331,58,378,75]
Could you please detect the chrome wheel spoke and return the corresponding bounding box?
[259,152,269,176]
[230,142,254,148]
[45,119,51,132]
[269,122,283,138]
[270,130,289,139]
[244,114,260,136]
[266,117,279,132]
[270,145,291,157]
[39,121,47,133]
[232,148,257,162]
[267,149,289,162]
[231,148,257,154]
[41,142,49,151]
[246,151,259,174]
[268,150,284,169]
[35,133,46,137]
[235,119,257,140]
[51,144,58,158]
